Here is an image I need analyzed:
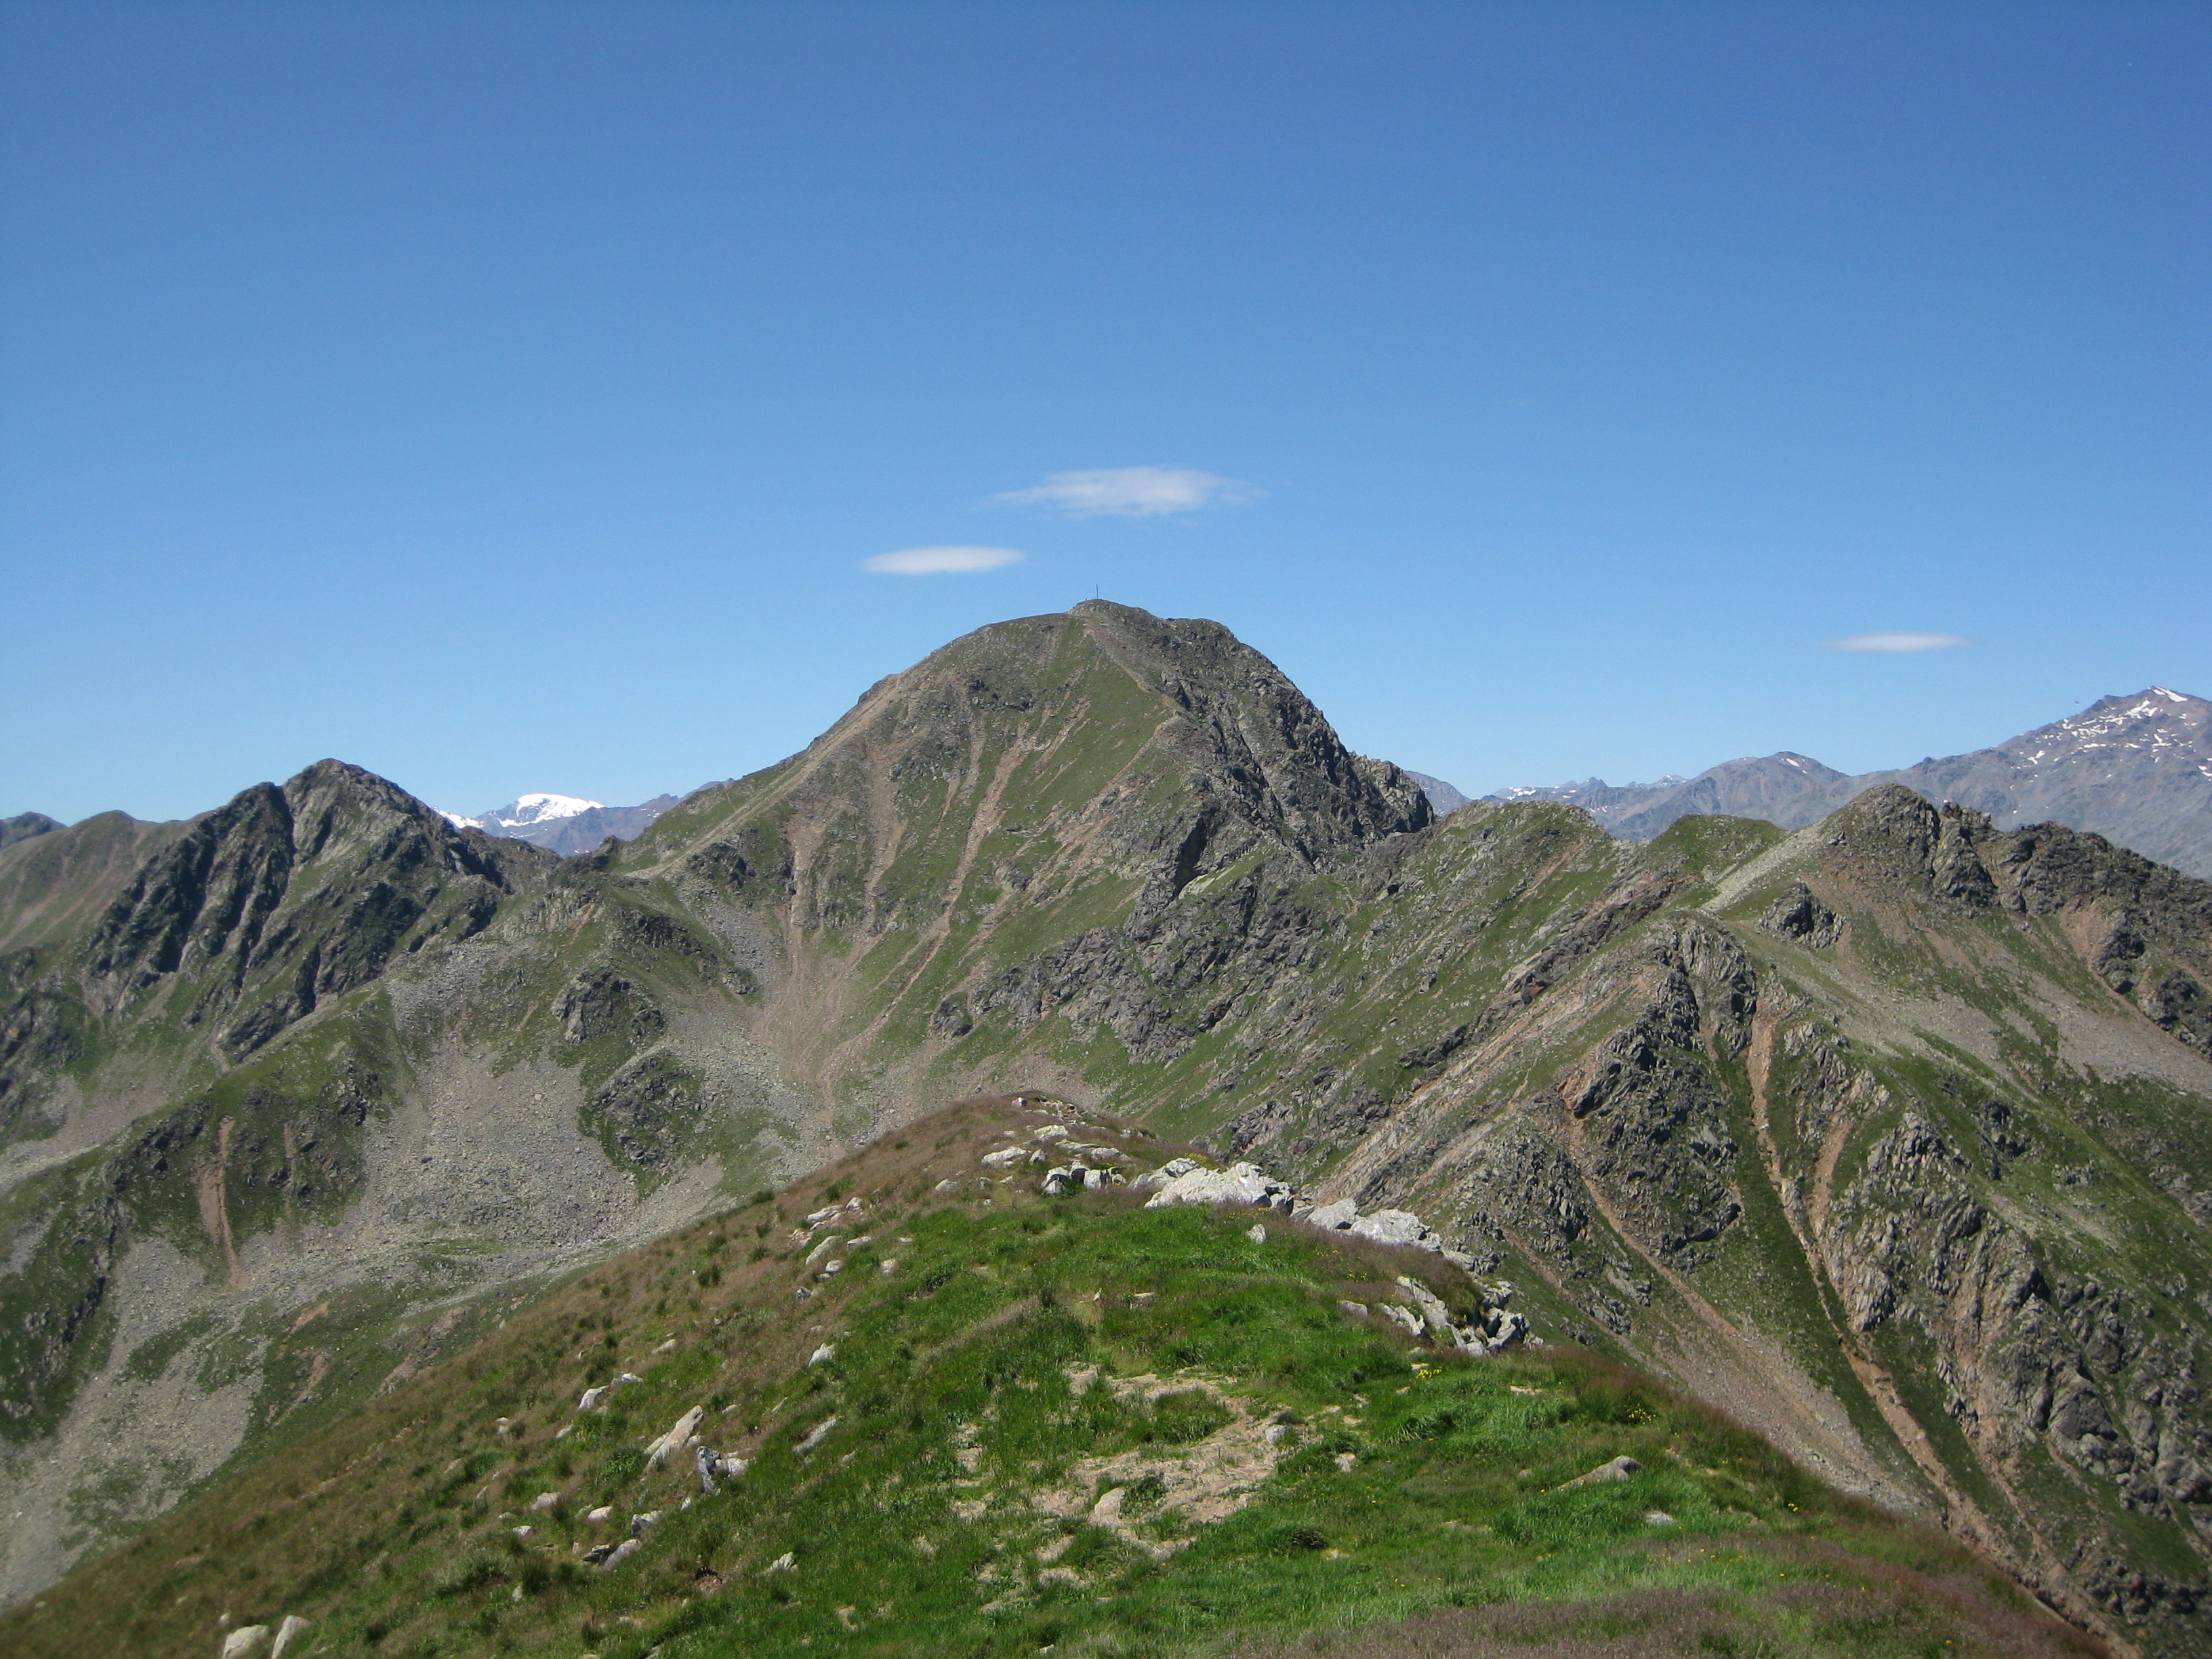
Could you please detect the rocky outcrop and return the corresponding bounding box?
[75,760,548,1060]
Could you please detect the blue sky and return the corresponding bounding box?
[3,1,2205,824]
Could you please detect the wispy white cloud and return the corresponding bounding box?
[1826,632,1973,653]
[862,545,1025,575]
[991,466,1258,517]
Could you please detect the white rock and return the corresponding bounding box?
[804,1204,842,1225]
[220,1626,270,1659]
[1393,1275,1460,1342]
[619,1372,643,1385]
[512,1525,534,1539]
[795,1416,838,1453]
[1090,1486,1127,1521]
[586,1505,615,1523]
[269,1615,311,1659]
[1336,1300,1369,1317]
[1246,1223,1267,1244]
[530,1491,559,1512]
[630,1510,662,1536]
[578,1386,608,1411]
[1333,1452,1357,1473]
[1347,1210,1435,1248]
[880,1258,899,1275]
[1645,1511,1676,1527]
[598,1537,641,1570]
[644,1405,705,1467]
[980,1146,1027,1168]
[1141,1160,1296,1212]
[808,1344,837,1366]
[1306,1199,1359,1231]
[652,1338,678,1354]
[762,1551,798,1575]
[1559,1455,1641,1490]
[1138,1156,1201,1186]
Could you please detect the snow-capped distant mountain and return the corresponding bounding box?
[441,792,682,856]
[441,792,605,832]
[1483,687,2212,878]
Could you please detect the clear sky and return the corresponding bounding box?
[3,1,2206,824]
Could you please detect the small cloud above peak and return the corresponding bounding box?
[1825,631,1973,653]
[863,546,1025,575]
[991,466,1258,517]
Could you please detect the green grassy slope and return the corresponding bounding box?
[4,1101,2101,1659]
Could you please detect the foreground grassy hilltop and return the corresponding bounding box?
[2,1099,2099,1659]
[3,600,2209,1651]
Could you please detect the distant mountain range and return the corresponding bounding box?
[5,606,2212,1651]
[1476,686,2212,878]
[438,790,682,856]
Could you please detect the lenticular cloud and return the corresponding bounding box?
[1825,632,1972,653]
[863,546,1025,575]
[991,466,1256,517]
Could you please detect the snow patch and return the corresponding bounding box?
[440,793,607,832]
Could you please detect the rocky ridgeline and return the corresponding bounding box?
[976,1113,1534,1357]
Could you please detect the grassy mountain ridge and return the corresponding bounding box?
[3,601,2210,1651]
[1,1097,2104,1659]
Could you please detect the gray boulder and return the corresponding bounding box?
[644,1406,705,1467]
[1559,1455,1641,1490]
[596,1538,642,1570]
[1347,1209,1435,1248]
[1141,1160,1297,1212]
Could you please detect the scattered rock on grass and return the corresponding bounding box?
[644,1406,705,1467]
[1559,1455,1641,1490]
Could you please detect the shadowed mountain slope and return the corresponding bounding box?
[0,813,62,852]
[3,604,2210,1652]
